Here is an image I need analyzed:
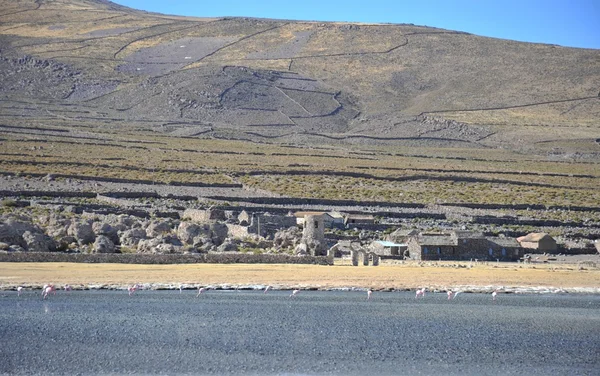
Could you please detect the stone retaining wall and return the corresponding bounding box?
[0,252,332,265]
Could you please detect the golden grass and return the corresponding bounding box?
[1,262,598,290]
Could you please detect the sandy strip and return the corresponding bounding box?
[1,261,599,294]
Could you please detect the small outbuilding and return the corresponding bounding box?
[344,214,375,226]
[517,233,557,252]
[369,240,408,256]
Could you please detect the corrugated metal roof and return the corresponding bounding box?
[374,241,407,247]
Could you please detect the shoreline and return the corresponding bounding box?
[4,283,600,296]
[2,261,599,295]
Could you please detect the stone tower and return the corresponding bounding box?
[301,214,327,256]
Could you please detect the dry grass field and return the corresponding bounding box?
[1,261,599,292]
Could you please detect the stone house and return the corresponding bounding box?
[386,228,419,244]
[227,213,297,239]
[183,208,226,223]
[369,240,408,256]
[294,211,344,229]
[486,237,523,260]
[344,214,375,226]
[517,233,557,252]
[407,233,456,260]
[406,231,523,261]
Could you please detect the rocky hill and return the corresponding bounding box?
[0,0,598,154]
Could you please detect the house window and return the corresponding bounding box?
[502,248,506,256]
[515,249,519,256]
[437,247,441,254]
[489,248,493,256]
[424,247,428,254]
[314,221,319,229]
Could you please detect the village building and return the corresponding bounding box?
[516,233,557,252]
[227,212,297,239]
[404,231,524,261]
[344,214,375,226]
[369,240,408,257]
[386,228,419,244]
[299,214,327,256]
[294,211,345,228]
[183,208,226,223]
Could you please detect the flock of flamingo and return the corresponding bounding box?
[13,284,502,302]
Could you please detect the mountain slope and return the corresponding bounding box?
[0,0,599,156]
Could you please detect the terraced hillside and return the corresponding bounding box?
[0,0,599,230]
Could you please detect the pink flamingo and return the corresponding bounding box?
[42,285,55,300]
[127,284,141,296]
[264,286,271,294]
[415,288,426,299]
[367,289,373,300]
[447,291,454,300]
[492,290,498,302]
[17,286,23,296]
[64,285,72,293]
[289,289,300,298]
[196,287,206,297]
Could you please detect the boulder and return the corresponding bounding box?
[67,221,95,245]
[22,230,56,252]
[137,235,183,254]
[0,222,25,247]
[209,223,229,245]
[294,241,308,255]
[93,235,115,253]
[274,227,302,250]
[5,217,39,236]
[119,228,147,247]
[56,236,77,251]
[106,214,137,232]
[145,220,173,238]
[177,222,209,245]
[92,222,119,244]
[216,238,238,252]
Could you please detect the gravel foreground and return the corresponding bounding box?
[1,290,599,375]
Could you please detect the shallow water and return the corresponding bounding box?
[1,290,599,375]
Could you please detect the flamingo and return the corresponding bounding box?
[179,284,183,294]
[17,286,23,296]
[415,288,426,299]
[264,286,271,294]
[447,291,454,300]
[196,287,206,297]
[64,285,72,293]
[289,289,299,298]
[127,284,141,296]
[367,289,373,300]
[42,285,55,300]
[492,290,498,302]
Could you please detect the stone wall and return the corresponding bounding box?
[0,252,333,265]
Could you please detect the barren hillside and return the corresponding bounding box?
[0,0,599,226]
[1,0,598,152]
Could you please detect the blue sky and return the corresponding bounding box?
[113,0,599,49]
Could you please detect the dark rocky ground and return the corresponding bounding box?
[1,290,599,375]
